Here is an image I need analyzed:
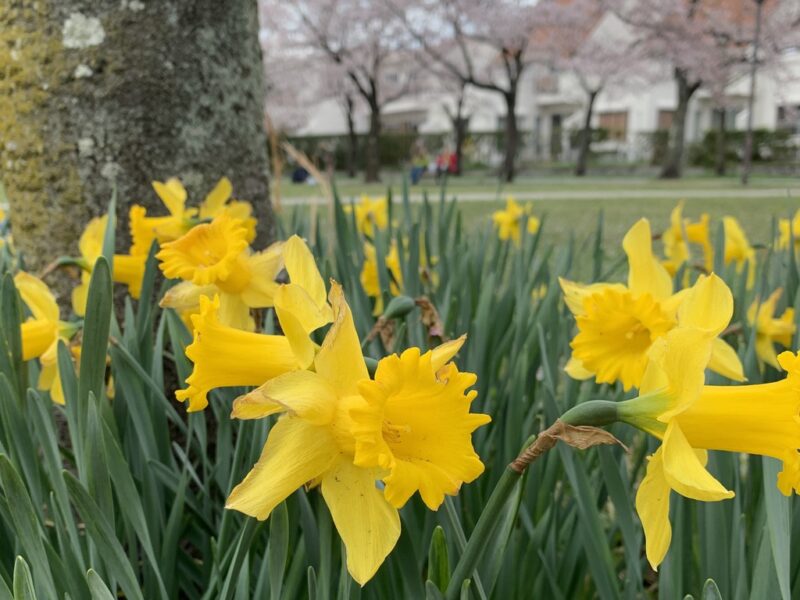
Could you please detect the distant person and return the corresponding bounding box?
[410,144,428,185]
[291,166,309,183]
[447,151,459,175]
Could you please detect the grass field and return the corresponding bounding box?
[281,172,800,251]
[279,171,800,198]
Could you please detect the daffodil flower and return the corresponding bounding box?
[72,216,146,317]
[747,288,795,370]
[16,272,78,404]
[722,216,757,289]
[226,283,489,585]
[560,219,744,390]
[175,235,332,411]
[157,214,283,331]
[491,197,538,246]
[777,209,800,251]
[344,195,388,237]
[661,201,691,276]
[611,274,800,569]
[685,213,713,272]
[360,241,403,315]
[130,177,256,255]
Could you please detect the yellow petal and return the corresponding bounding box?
[71,275,90,317]
[635,447,672,570]
[240,242,285,308]
[430,335,466,371]
[21,319,58,361]
[315,283,368,396]
[650,328,712,421]
[623,219,673,300]
[226,417,338,520]
[558,277,626,316]
[661,421,734,502]
[320,457,400,586]
[564,355,594,380]
[274,283,331,368]
[217,293,254,331]
[284,235,327,310]
[199,177,232,220]
[232,370,336,425]
[659,289,690,319]
[160,281,216,311]
[755,335,780,370]
[153,178,188,217]
[707,338,745,381]
[112,254,146,299]
[14,272,59,323]
[78,216,107,264]
[677,274,733,337]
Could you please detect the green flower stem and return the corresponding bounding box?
[444,466,520,599]
[444,399,619,599]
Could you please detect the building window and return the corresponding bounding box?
[657,110,674,130]
[777,105,800,134]
[598,111,628,141]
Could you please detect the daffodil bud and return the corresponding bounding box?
[381,295,415,321]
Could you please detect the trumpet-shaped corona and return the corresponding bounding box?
[345,195,389,237]
[226,284,488,586]
[561,219,744,390]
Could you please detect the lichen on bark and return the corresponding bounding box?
[0,0,274,292]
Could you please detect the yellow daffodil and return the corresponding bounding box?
[747,288,795,370]
[611,274,800,569]
[16,272,78,404]
[130,177,256,255]
[685,213,713,273]
[175,235,332,411]
[157,214,283,331]
[361,241,403,316]
[777,210,800,250]
[491,197,538,246]
[560,219,744,390]
[226,283,489,585]
[661,201,691,276]
[72,216,146,317]
[531,283,548,302]
[723,216,756,289]
[345,195,389,238]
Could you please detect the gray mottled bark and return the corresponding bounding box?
[0,0,274,277]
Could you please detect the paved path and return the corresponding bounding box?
[282,186,799,205]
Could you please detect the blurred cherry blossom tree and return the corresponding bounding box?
[262,0,419,182]
[531,0,644,176]
[617,0,799,179]
[390,0,539,182]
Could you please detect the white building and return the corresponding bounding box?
[286,14,800,168]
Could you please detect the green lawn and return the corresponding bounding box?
[281,172,800,251]
[278,171,800,199]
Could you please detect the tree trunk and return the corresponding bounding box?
[502,90,519,183]
[0,0,274,280]
[661,68,699,179]
[344,94,358,179]
[714,108,727,176]
[364,100,381,183]
[575,89,598,177]
[453,116,469,176]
